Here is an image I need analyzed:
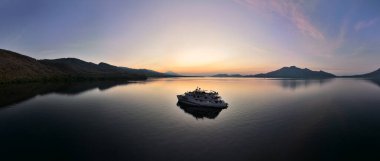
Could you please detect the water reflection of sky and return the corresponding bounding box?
[1,78,380,110]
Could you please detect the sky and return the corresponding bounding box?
[0,0,380,75]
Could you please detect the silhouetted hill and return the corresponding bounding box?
[212,74,243,77]
[212,74,229,77]
[40,58,105,74]
[39,58,146,80]
[119,67,171,77]
[1,49,178,83]
[100,62,176,77]
[254,66,335,78]
[40,59,128,75]
[350,68,380,78]
[0,49,61,82]
[211,66,335,78]
[164,71,182,76]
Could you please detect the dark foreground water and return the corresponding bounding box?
[0,78,380,161]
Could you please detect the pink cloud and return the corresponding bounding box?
[235,0,325,40]
[355,18,378,31]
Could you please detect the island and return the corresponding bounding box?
[212,66,336,78]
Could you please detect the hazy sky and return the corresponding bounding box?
[1,0,379,75]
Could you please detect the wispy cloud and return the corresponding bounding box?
[355,18,378,31]
[235,0,324,40]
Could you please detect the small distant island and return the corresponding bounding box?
[0,49,180,83]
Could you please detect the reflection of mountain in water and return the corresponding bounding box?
[176,102,224,119]
[277,79,333,90]
[365,79,380,88]
[0,81,131,108]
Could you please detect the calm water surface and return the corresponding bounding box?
[1,78,380,161]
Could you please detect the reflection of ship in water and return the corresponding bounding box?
[176,102,224,119]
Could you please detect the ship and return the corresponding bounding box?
[177,87,228,108]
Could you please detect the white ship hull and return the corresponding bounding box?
[177,95,228,108]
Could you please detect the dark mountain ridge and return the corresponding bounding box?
[212,74,243,77]
[348,68,380,78]
[164,71,182,76]
[119,67,171,77]
[0,49,60,82]
[0,49,173,83]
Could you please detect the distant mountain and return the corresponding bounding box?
[212,66,335,78]
[0,49,174,83]
[212,74,229,77]
[212,74,243,77]
[254,66,336,78]
[119,67,171,77]
[164,71,182,76]
[40,59,123,74]
[350,68,380,78]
